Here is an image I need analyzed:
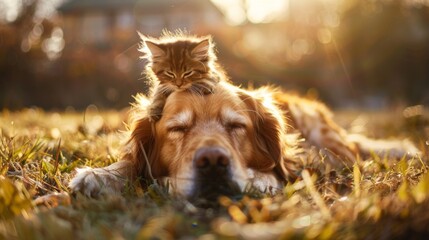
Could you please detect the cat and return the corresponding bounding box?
[140,32,229,121]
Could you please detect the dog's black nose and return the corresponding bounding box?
[194,147,230,170]
[191,146,239,207]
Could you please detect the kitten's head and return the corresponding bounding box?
[140,33,216,90]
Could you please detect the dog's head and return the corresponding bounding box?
[126,83,289,201]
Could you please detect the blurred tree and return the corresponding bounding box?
[338,0,429,105]
[0,0,145,110]
[0,0,55,109]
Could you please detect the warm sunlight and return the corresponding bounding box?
[246,0,289,23]
[1,0,429,239]
[0,0,20,22]
[0,0,61,22]
[211,0,247,25]
[211,0,289,25]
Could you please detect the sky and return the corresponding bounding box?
[211,0,289,25]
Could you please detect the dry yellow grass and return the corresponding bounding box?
[1,108,428,239]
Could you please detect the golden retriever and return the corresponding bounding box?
[69,82,420,200]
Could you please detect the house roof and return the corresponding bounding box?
[58,0,222,13]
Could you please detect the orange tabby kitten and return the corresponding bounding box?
[140,33,228,121]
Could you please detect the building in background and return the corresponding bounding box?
[34,0,224,109]
[58,0,224,48]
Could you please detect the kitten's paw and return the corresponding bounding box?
[189,80,216,95]
[69,167,126,197]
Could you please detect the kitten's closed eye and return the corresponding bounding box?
[164,71,176,78]
[182,71,194,78]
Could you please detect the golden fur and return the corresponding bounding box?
[69,81,420,198]
[69,33,420,199]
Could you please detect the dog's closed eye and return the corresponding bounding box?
[225,122,246,132]
[168,125,189,133]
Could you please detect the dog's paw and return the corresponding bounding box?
[68,167,126,197]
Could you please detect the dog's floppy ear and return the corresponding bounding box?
[237,88,289,181]
[122,94,163,183]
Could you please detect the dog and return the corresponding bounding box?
[69,81,420,201]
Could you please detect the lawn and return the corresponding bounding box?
[0,107,428,239]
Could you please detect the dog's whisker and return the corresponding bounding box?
[139,141,155,183]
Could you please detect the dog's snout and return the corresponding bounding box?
[191,147,239,206]
[194,147,230,170]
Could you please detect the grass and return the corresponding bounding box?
[0,107,428,239]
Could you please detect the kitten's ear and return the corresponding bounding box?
[144,41,165,58]
[191,39,210,60]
